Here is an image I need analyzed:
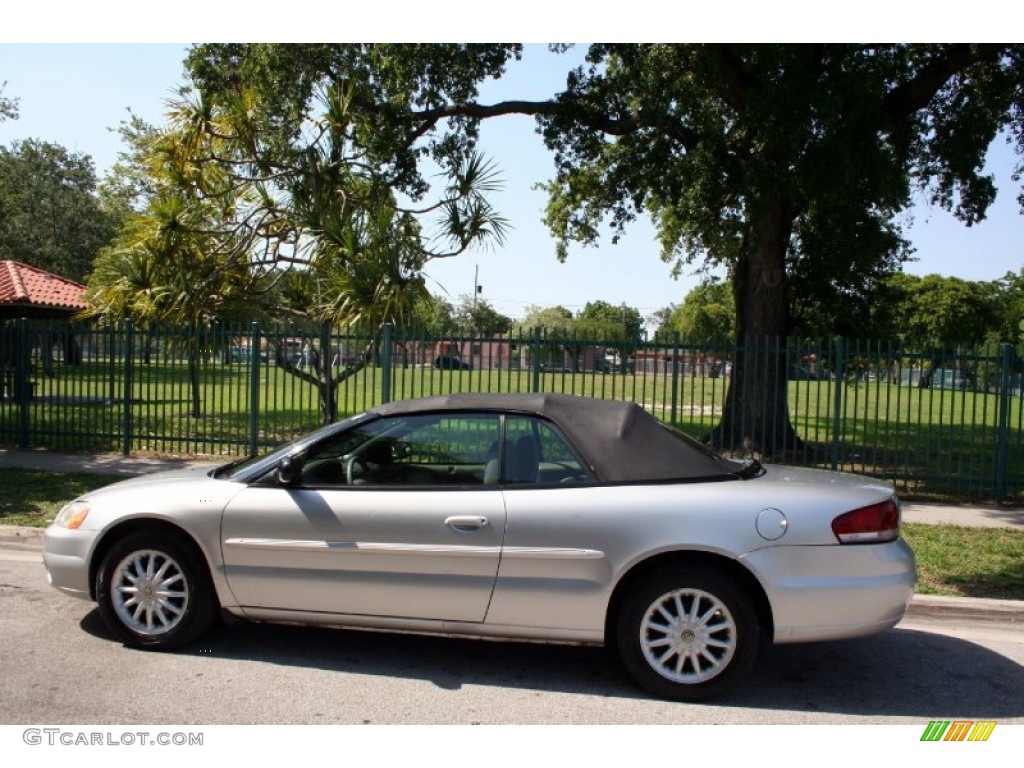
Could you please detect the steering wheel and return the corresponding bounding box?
[344,453,369,485]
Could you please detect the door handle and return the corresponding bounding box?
[445,515,489,532]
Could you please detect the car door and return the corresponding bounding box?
[486,415,613,634]
[220,412,506,623]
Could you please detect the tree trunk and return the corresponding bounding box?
[709,195,803,456]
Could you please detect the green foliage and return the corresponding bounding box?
[410,293,455,332]
[184,44,522,196]
[0,139,118,281]
[866,272,1006,345]
[575,300,643,343]
[97,111,161,224]
[0,81,17,122]
[512,302,643,344]
[990,268,1024,345]
[514,304,574,335]
[86,195,260,327]
[666,282,736,342]
[451,295,512,334]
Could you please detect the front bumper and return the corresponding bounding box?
[41,525,99,601]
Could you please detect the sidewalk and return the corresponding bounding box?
[0,448,218,477]
[2,447,1022,627]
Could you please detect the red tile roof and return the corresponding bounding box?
[0,260,87,311]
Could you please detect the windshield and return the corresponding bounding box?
[215,413,372,481]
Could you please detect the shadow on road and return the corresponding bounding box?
[79,610,1024,718]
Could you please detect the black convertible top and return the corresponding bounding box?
[371,393,741,483]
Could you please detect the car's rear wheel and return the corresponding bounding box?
[616,567,759,701]
[95,531,218,649]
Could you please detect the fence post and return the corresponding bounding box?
[108,323,118,403]
[830,336,846,470]
[670,332,680,427]
[17,318,29,448]
[381,323,393,404]
[995,342,1013,504]
[122,320,134,455]
[248,321,260,457]
[320,322,334,423]
[532,327,542,393]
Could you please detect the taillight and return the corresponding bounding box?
[831,500,900,544]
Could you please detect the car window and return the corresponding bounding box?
[504,415,596,485]
[299,413,501,488]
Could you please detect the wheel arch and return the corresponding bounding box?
[87,517,215,602]
[604,550,774,649]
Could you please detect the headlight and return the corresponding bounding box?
[54,501,90,529]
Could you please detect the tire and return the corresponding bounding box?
[616,567,759,701]
[95,531,219,649]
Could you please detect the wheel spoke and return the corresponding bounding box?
[673,593,687,620]
[704,619,731,635]
[700,648,722,666]
[697,604,720,625]
[658,646,680,665]
[646,619,673,635]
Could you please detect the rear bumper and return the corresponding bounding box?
[742,537,916,643]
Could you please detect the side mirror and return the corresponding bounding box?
[276,454,304,487]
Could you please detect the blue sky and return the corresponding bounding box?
[1,42,1021,324]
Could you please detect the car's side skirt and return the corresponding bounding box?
[230,606,605,645]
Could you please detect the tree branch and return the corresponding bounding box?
[883,44,1007,123]
[405,98,701,151]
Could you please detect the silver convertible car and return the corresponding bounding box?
[43,393,916,700]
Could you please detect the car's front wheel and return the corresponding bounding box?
[616,567,759,701]
[95,531,218,649]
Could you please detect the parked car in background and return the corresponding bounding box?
[42,393,915,701]
[433,355,472,370]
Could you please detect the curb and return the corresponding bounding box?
[906,593,1024,624]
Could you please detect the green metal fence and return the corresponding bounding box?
[1,318,1021,503]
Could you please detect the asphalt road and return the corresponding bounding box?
[1,544,1022,726]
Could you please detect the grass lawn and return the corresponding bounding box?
[2,467,1021,602]
[0,469,116,526]
[903,522,1024,600]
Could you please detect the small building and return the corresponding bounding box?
[425,334,513,370]
[0,260,87,319]
[1,260,88,400]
